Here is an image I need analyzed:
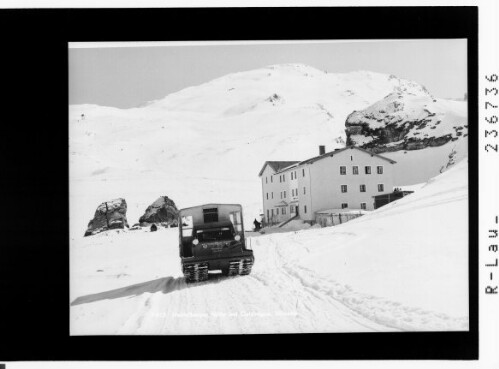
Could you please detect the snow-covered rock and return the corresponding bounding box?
[345,92,468,153]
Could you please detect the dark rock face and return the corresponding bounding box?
[84,198,129,237]
[345,120,454,153]
[139,196,179,227]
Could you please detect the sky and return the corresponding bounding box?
[69,39,467,109]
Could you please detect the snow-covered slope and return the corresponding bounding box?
[382,136,468,186]
[70,159,468,334]
[70,64,464,235]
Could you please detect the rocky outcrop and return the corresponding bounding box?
[345,92,467,153]
[84,198,129,237]
[139,196,179,227]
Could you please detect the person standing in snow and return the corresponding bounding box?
[253,218,261,231]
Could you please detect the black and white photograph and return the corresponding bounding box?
[4,2,498,366]
[69,39,469,335]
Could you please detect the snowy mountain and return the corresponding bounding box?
[69,63,467,235]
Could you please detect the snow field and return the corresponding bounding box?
[71,159,468,334]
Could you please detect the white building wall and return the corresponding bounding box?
[296,165,313,221]
[261,165,290,224]
[261,165,276,224]
[308,148,395,215]
[287,168,300,216]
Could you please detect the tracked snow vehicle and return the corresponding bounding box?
[178,204,254,283]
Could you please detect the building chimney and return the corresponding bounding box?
[319,145,326,155]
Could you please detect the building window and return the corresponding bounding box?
[295,171,297,179]
[378,184,384,192]
[267,209,269,220]
[341,185,348,193]
[377,166,383,174]
[282,207,286,215]
[284,191,286,198]
[360,184,366,192]
[280,192,282,199]
[351,155,353,161]
[271,209,274,217]
[341,203,348,209]
[266,193,269,200]
[303,187,306,195]
[283,174,285,182]
[360,203,367,210]
[272,192,273,199]
[340,166,346,175]
[365,166,372,174]
[352,166,359,175]
[304,205,307,214]
[279,175,282,183]
[266,177,268,184]
[302,169,305,177]
[291,172,294,180]
[290,205,295,214]
[271,176,273,183]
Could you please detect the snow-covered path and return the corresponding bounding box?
[70,229,393,335]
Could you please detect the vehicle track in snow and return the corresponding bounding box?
[104,234,394,335]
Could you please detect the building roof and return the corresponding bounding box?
[258,161,300,177]
[298,146,397,167]
[258,146,396,177]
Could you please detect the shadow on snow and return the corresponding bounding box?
[70,273,229,306]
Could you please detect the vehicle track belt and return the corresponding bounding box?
[183,262,209,283]
[228,258,253,276]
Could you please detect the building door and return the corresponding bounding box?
[296,205,299,215]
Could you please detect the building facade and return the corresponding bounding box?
[258,146,396,224]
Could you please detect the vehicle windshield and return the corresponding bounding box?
[195,227,234,242]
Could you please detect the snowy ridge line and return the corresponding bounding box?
[283,263,468,332]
